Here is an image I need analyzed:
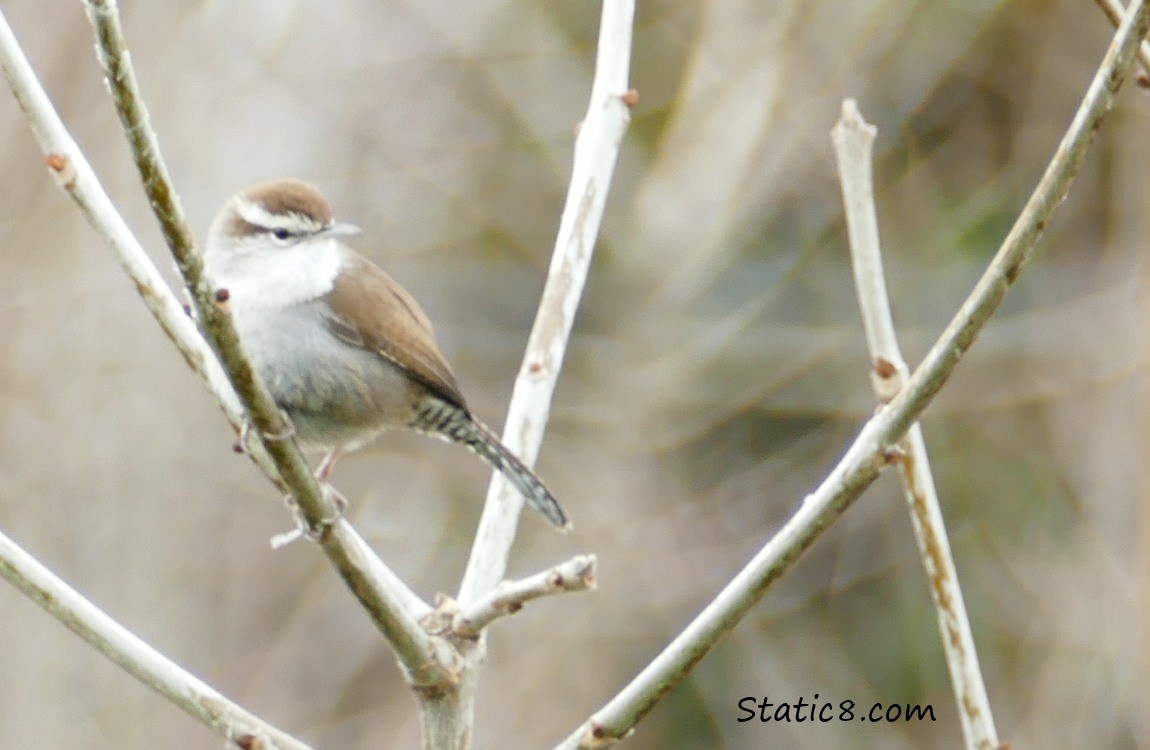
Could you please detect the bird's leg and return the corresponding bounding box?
[234,412,296,455]
[233,419,256,455]
[271,485,348,548]
[315,447,349,514]
[269,449,349,548]
[316,447,343,482]
[261,410,297,442]
[270,496,310,549]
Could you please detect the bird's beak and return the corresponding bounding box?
[322,221,362,238]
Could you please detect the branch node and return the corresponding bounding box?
[871,356,906,403]
[45,151,76,186]
[873,356,898,379]
[583,721,630,747]
[421,594,463,637]
[874,446,906,468]
[234,734,266,750]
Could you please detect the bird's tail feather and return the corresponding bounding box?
[411,398,571,530]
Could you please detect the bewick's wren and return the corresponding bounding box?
[204,179,569,530]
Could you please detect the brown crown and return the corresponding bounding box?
[240,178,334,224]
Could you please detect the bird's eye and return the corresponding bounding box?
[272,228,291,241]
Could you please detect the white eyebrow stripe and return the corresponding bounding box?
[235,197,309,230]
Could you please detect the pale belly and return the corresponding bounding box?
[231,298,422,449]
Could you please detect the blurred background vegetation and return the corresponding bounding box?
[0,0,1146,748]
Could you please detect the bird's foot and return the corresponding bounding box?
[269,483,349,549]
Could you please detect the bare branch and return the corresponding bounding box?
[1095,0,1150,81]
[405,3,639,745]
[0,529,314,750]
[832,98,999,750]
[0,8,264,475]
[82,0,312,556]
[554,2,1150,746]
[0,3,454,733]
[78,0,457,688]
[458,0,636,607]
[452,555,597,637]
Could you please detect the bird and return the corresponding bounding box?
[203,178,569,530]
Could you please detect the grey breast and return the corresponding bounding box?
[236,297,420,449]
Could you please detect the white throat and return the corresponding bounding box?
[205,229,344,311]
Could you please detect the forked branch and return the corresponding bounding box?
[832,99,998,750]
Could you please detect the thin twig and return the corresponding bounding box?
[554,2,1150,746]
[79,0,454,688]
[452,555,597,637]
[0,529,314,750]
[410,3,636,745]
[83,0,312,552]
[1095,0,1150,81]
[0,8,268,477]
[458,0,637,607]
[832,98,998,750]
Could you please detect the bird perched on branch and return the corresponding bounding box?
[204,178,569,530]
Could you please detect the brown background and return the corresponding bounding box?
[0,0,1146,748]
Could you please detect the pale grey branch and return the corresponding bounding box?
[0,529,314,750]
[832,98,999,750]
[452,555,598,637]
[554,1,1150,746]
[418,1,636,746]
[1095,0,1150,77]
[458,0,636,607]
[79,0,449,688]
[0,7,453,746]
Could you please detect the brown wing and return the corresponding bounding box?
[323,254,468,409]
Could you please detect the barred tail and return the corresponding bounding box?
[410,398,571,530]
